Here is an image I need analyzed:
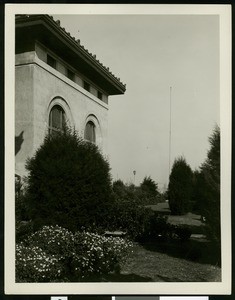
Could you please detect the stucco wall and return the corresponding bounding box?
[15,51,109,177]
[15,60,35,176]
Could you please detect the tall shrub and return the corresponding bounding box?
[24,128,113,232]
[168,156,193,215]
[200,126,220,242]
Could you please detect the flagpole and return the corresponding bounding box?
[169,86,172,182]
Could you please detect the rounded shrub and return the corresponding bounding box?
[24,128,114,232]
[72,231,133,280]
[16,225,133,282]
[25,225,75,256]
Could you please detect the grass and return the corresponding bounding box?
[147,202,205,234]
[147,203,202,225]
[102,242,221,282]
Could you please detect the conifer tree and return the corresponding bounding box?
[24,127,113,232]
[200,125,220,242]
[168,156,193,215]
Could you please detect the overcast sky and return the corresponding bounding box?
[54,14,220,190]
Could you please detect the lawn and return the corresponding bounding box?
[102,241,221,282]
[120,243,221,282]
[147,202,205,233]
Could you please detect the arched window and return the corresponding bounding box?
[49,105,66,134]
[84,121,96,143]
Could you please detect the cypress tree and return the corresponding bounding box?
[24,127,113,232]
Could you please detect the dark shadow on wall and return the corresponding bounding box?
[15,131,24,155]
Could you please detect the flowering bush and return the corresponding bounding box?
[72,231,133,279]
[16,243,64,282]
[25,225,75,257]
[16,225,133,282]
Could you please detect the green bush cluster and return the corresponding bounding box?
[110,198,153,239]
[137,212,170,241]
[112,177,160,206]
[110,180,193,242]
[137,212,192,242]
[139,176,160,204]
[110,179,191,241]
[111,180,155,239]
[16,225,133,282]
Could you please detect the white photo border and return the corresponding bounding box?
[5,3,232,295]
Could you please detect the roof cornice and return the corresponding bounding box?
[16,14,126,95]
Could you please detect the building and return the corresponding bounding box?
[15,14,126,178]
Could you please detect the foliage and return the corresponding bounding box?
[16,225,133,282]
[137,212,171,241]
[168,156,193,215]
[139,176,160,204]
[24,127,114,232]
[136,212,192,242]
[112,180,142,204]
[16,220,34,243]
[111,180,156,239]
[16,242,64,282]
[185,126,220,243]
[110,199,153,239]
[15,175,28,222]
[111,177,170,240]
[174,225,192,241]
[191,169,206,213]
[112,179,127,199]
[112,178,160,206]
[73,231,133,279]
[199,126,220,242]
[25,225,75,256]
[15,175,34,242]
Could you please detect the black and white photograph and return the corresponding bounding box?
[4,4,231,295]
